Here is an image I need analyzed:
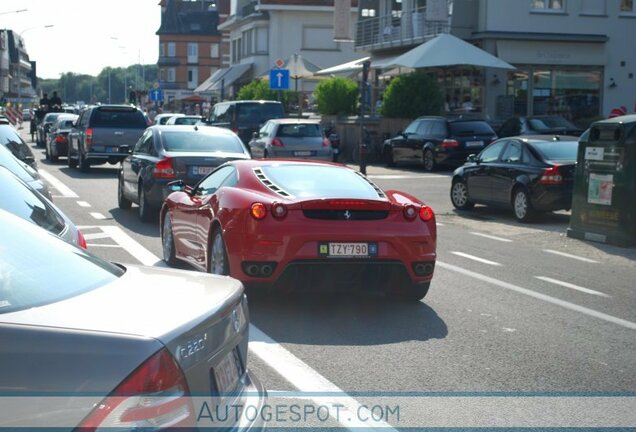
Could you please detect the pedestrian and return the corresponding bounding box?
[39,93,50,109]
[50,91,62,108]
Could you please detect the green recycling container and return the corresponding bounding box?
[567,114,636,247]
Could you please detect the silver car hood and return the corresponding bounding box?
[2,264,244,340]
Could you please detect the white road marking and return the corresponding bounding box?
[436,222,445,227]
[82,232,111,240]
[90,212,107,220]
[367,174,447,179]
[37,169,79,198]
[544,249,599,263]
[99,226,166,267]
[77,201,91,208]
[86,244,121,248]
[535,276,610,298]
[249,325,397,431]
[437,261,636,330]
[51,195,75,199]
[450,251,502,266]
[470,232,513,243]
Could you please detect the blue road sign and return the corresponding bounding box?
[150,88,164,102]
[269,69,290,90]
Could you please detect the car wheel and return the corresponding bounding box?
[49,145,58,162]
[423,149,437,172]
[138,186,155,223]
[118,173,132,209]
[383,146,395,167]
[162,212,177,266]
[208,227,229,275]
[512,187,534,222]
[67,146,77,168]
[79,150,90,172]
[450,179,474,210]
[388,282,430,301]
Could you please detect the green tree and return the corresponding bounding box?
[314,77,358,116]
[237,79,287,102]
[381,72,443,118]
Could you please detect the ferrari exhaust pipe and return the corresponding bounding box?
[413,262,435,276]
[260,264,274,277]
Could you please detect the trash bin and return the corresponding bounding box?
[567,115,636,247]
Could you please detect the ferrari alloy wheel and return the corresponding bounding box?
[162,212,177,266]
[423,149,436,172]
[512,188,534,223]
[209,228,229,275]
[450,180,474,210]
[118,173,132,209]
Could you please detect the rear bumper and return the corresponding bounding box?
[531,185,573,212]
[85,151,129,164]
[268,148,333,160]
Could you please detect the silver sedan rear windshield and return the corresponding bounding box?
[0,210,124,314]
[161,131,245,153]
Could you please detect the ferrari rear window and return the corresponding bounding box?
[260,165,381,199]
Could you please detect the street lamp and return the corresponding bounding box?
[17,24,54,107]
[0,8,27,15]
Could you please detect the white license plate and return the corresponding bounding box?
[319,242,378,257]
[193,166,214,176]
[294,151,313,156]
[214,351,240,395]
[466,141,484,147]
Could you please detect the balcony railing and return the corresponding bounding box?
[157,56,181,66]
[355,7,450,50]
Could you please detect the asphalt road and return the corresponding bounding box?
[18,124,636,429]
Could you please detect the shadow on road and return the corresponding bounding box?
[248,291,448,345]
[449,206,571,233]
[107,207,161,237]
[56,165,120,179]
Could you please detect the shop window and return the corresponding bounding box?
[531,0,565,11]
[620,0,636,14]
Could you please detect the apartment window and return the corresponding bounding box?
[159,68,165,81]
[531,0,564,11]
[361,8,377,17]
[159,43,165,57]
[187,42,198,63]
[187,67,198,89]
[255,28,268,54]
[167,68,176,82]
[210,43,219,58]
[302,26,339,51]
[620,0,636,13]
[168,42,176,57]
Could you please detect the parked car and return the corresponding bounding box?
[153,112,184,125]
[36,112,64,148]
[118,125,251,222]
[0,123,37,169]
[68,104,148,172]
[0,208,266,430]
[161,160,437,300]
[498,115,583,138]
[165,114,205,125]
[450,135,579,222]
[0,165,86,248]
[207,100,285,145]
[21,108,32,121]
[248,118,332,160]
[0,144,51,200]
[45,114,79,162]
[382,116,498,171]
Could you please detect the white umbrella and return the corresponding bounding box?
[388,33,515,70]
[283,53,322,78]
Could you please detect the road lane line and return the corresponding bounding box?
[535,276,610,298]
[437,261,636,330]
[82,232,111,240]
[86,244,121,248]
[436,222,445,227]
[544,249,599,263]
[77,201,91,207]
[99,225,166,267]
[470,232,513,243]
[90,212,107,220]
[450,251,502,266]
[37,169,79,198]
[367,174,447,179]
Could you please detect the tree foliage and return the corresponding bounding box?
[381,72,443,118]
[237,79,288,103]
[314,77,358,116]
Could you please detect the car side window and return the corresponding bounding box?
[403,120,420,135]
[416,120,431,136]
[479,141,507,163]
[134,131,153,154]
[430,121,447,138]
[501,141,523,164]
[195,166,235,195]
[259,122,270,138]
[80,110,91,128]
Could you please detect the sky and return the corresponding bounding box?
[1,0,161,79]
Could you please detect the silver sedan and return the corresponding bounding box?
[248,118,333,160]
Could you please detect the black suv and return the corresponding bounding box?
[207,100,285,145]
[68,105,148,172]
[382,116,498,171]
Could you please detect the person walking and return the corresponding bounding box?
[50,91,62,108]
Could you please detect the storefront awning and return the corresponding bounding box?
[314,55,401,77]
[194,68,228,93]
[208,63,253,92]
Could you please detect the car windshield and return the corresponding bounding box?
[91,109,147,128]
[260,165,381,199]
[174,117,202,125]
[529,117,577,129]
[276,123,322,138]
[530,140,579,161]
[237,103,284,124]
[161,131,245,153]
[0,210,124,315]
[450,121,495,136]
[59,120,75,129]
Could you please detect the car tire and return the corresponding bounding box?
[138,185,155,223]
[388,282,430,301]
[79,150,90,172]
[450,179,474,210]
[512,187,535,223]
[118,173,132,209]
[49,145,58,162]
[423,149,437,172]
[383,146,395,167]
[208,227,229,275]
[162,212,177,266]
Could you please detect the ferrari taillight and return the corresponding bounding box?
[419,205,434,222]
[271,202,288,219]
[403,204,418,220]
[250,202,267,220]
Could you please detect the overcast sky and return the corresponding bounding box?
[1,0,160,79]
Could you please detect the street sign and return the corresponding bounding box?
[150,88,164,102]
[275,58,285,68]
[269,69,290,90]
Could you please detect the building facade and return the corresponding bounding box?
[0,30,37,106]
[355,0,636,125]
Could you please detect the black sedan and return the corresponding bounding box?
[450,135,578,222]
[498,115,583,138]
[118,125,251,222]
